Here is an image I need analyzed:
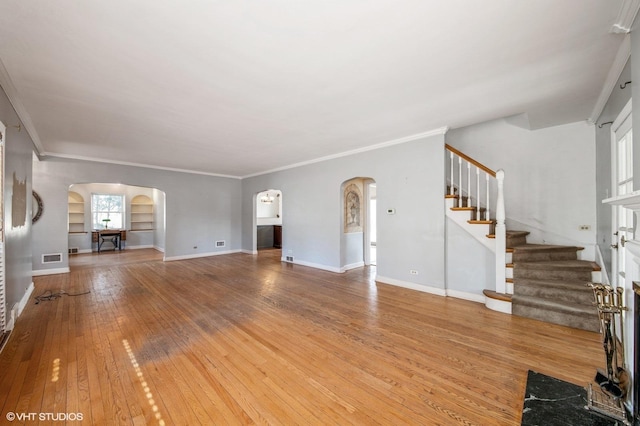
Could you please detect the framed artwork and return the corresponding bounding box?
[344,182,363,233]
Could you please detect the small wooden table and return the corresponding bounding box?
[92,230,126,252]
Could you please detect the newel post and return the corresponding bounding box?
[495,169,506,294]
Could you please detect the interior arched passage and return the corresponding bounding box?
[67,183,166,256]
[340,177,376,272]
[255,189,283,254]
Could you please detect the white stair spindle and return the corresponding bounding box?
[449,152,454,195]
[485,173,490,221]
[495,170,506,294]
[458,157,462,206]
[476,167,480,220]
[466,162,471,207]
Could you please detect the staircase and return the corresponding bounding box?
[445,145,600,332]
[508,232,599,332]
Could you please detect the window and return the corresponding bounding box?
[92,194,124,230]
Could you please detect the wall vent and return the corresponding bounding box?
[215,240,226,248]
[42,253,62,264]
[68,247,79,254]
[286,256,294,262]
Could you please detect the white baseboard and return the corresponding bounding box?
[126,244,155,250]
[241,249,258,255]
[281,257,342,273]
[7,282,34,331]
[445,289,484,304]
[341,261,364,272]
[32,267,70,276]
[153,245,165,253]
[376,275,447,296]
[164,249,242,262]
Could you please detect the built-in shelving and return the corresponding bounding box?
[68,191,85,233]
[130,195,153,231]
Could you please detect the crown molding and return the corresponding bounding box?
[0,57,45,154]
[242,126,449,179]
[41,151,243,179]
[589,34,630,124]
[611,0,640,33]
[42,126,449,180]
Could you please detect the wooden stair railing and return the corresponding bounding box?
[445,144,507,295]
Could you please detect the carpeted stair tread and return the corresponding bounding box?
[515,259,595,270]
[506,230,529,248]
[512,244,583,262]
[513,278,594,306]
[512,295,600,332]
[512,244,584,252]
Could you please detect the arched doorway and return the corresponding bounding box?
[255,189,282,253]
[340,177,376,271]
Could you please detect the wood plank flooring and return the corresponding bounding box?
[0,248,604,425]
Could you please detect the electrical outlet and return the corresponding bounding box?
[193,246,198,249]
[410,270,418,275]
[579,225,591,231]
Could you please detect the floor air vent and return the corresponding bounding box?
[69,248,79,254]
[42,253,62,264]
[286,256,294,262]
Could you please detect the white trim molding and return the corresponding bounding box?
[7,282,34,331]
[611,0,640,33]
[281,257,342,273]
[243,127,449,179]
[0,58,45,154]
[341,261,365,273]
[32,267,71,276]
[446,289,485,304]
[376,275,447,297]
[589,34,631,125]
[164,249,242,262]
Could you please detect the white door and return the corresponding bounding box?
[611,100,633,288]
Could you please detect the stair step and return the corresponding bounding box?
[506,230,529,248]
[483,289,512,302]
[514,260,596,281]
[512,295,600,332]
[513,278,594,306]
[468,220,493,225]
[512,244,583,262]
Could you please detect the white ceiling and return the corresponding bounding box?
[0,1,630,178]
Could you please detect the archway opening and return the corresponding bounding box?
[340,177,376,271]
[255,189,282,254]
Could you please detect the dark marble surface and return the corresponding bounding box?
[521,370,624,425]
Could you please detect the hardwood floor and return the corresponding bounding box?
[0,248,603,425]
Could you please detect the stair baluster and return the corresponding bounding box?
[445,144,506,296]
[495,170,506,294]
[449,151,455,197]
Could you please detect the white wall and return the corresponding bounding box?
[445,217,494,300]
[447,119,598,260]
[67,183,159,252]
[32,157,242,272]
[241,132,447,293]
[153,188,166,252]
